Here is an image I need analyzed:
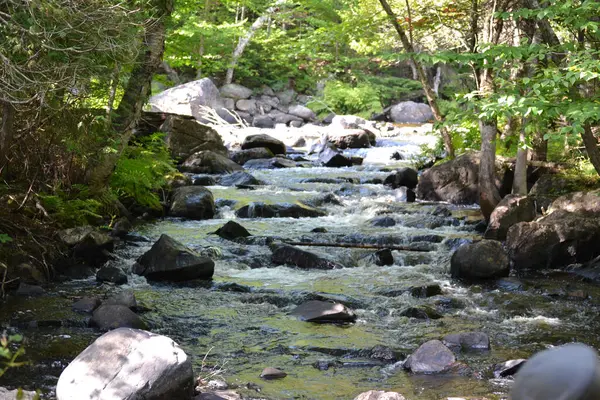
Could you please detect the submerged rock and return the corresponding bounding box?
[409,284,443,298]
[56,328,193,400]
[400,305,443,320]
[404,340,456,373]
[169,186,215,220]
[354,391,406,400]
[236,202,325,219]
[213,221,252,241]
[260,367,287,380]
[242,134,286,155]
[442,332,490,350]
[450,240,510,281]
[484,195,536,240]
[370,216,396,227]
[96,266,128,285]
[90,305,147,331]
[290,300,356,323]
[271,244,344,269]
[134,234,215,281]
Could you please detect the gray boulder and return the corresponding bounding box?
[133,234,214,281]
[236,99,257,114]
[271,244,344,269]
[72,297,101,313]
[103,290,137,309]
[213,221,251,241]
[404,340,456,373]
[252,115,275,128]
[288,105,316,121]
[319,144,352,168]
[243,157,297,169]
[96,266,128,285]
[290,300,356,323]
[230,148,274,165]
[384,168,418,189]
[242,134,286,155]
[330,130,372,149]
[268,110,302,125]
[181,150,243,174]
[237,202,325,219]
[451,240,510,281]
[169,186,215,220]
[56,328,193,400]
[220,83,253,100]
[276,89,296,105]
[160,115,227,161]
[149,78,223,119]
[90,305,147,331]
[218,171,260,186]
[484,195,536,240]
[390,101,433,124]
[353,391,405,400]
[260,367,287,380]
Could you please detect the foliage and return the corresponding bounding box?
[0,234,12,244]
[308,80,381,118]
[39,189,104,228]
[111,133,177,210]
[0,333,26,378]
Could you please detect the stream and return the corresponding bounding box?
[3,129,600,399]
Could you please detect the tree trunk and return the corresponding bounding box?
[529,129,547,161]
[377,0,455,158]
[0,100,14,167]
[513,122,528,195]
[581,124,600,176]
[88,0,172,194]
[225,7,276,85]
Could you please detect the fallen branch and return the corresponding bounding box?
[281,241,433,252]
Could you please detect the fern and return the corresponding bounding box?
[0,234,12,244]
[39,194,103,227]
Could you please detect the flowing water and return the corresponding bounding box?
[3,129,600,399]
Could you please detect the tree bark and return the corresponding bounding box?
[88,0,172,194]
[377,0,455,158]
[513,122,529,195]
[225,7,277,85]
[0,100,14,167]
[581,125,600,176]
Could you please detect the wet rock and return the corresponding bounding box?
[236,202,325,219]
[271,244,344,269]
[242,134,286,155]
[218,171,260,186]
[354,391,406,400]
[111,217,132,238]
[311,227,328,233]
[215,282,253,293]
[169,186,215,220]
[390,101,433,123]
[213,221,251,241]
[331,130,372,149]
[289,105,316,121]
[215,199,237,209]
[370,216,396,227]
[318,144,353,168]
[220,83,253,100]
[290,300,356,323]
[159,115,227,161]
[260,367,287,380]
[493,358,526,378]
[409,284,443,298]
[432,206,453,217]
[484,195,536,240]
[300,193,343,208]
[384,168,418,189]
[56,328,193,399]
[368,345,398,362]
[243,157,297,169]
[400,305,443,320]
[134,234,215,281]
[372,249,394,266]
[495,277,525,292]
[59,226,114,266]
[72,297,101,313]
[443,238,473,251]
[391,151,404,161]
[90,305,147,331]
[181,150,243,174]
[230,147,274,165]
[313,360,339,370]
[404,340,456,373]
[351,156,364,166]
[103,290,137,309]
[442,332,490,350]
[506,210,600,270]
[396,187,416,202]
[96,266,128,285]
[0,387,38,400]
[417,152,510,204]
[15,282,45,297]
[450,240,510,281]
[193,175,217,186]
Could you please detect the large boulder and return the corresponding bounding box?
[404,340,456,373]
[56,328,193,400]
[288,105,316,121]
[330,130,372,149]
[149,78,223,119]
[230,148,274,165]
[181,150,243,174]
[550,189,600,215]
[318,144,353,168]
[160,115,227,161]
[484,195,536,240]
[506,210,600,270]
[417,152,510,204]
[90,305,147,331]
[218,171,260,186]
[290,300,356,323]
[354,391,405,400]
[133,234,214,281]
[220,83,253,100]
[169,186,215,220]
[390,101,433,124]
[236,202,325,218]
[271,244,344,269]
[242,134,286,155]
[384,168,418,189]
[450,240,510,281]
